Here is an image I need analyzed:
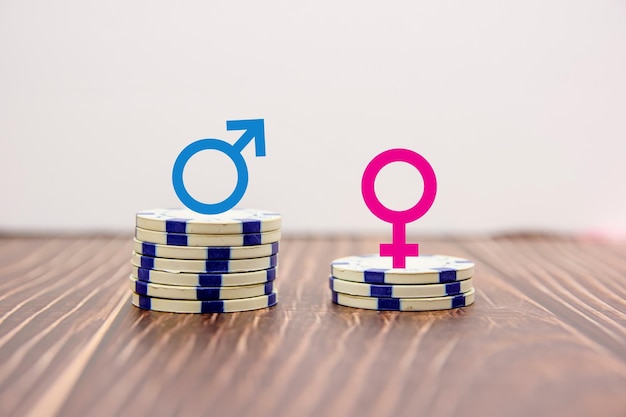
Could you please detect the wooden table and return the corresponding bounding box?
[0,234,625,417]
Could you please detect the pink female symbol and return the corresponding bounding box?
[361,148,437,268]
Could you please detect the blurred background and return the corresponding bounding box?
[1,0,625,236]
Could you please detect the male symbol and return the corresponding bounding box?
[172,119,266,215]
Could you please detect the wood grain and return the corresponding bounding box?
[0,234,624,417]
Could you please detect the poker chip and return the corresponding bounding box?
[331,254,474,285]
[130,251,277,273]
[132,292,278,313]
[332,288,475,311]
[135,227,281,247]
[329,254,476,311]
[133,238,279,260]
[130,208,281,313]
[136,208,281,235]
[132,266,277,287]
[130,276,274,300]
[329,276,473,298]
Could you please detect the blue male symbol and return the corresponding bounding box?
[172,119,266,214]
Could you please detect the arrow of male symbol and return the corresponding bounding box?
[172,118,267,214]
[227,119,266,156]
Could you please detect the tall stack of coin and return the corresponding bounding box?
[131,208,281,313]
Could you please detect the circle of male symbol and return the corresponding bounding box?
[361,148,437,268]
[172,139,248,215]
[172,119,266,215]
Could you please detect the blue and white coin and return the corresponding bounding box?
[329,276,473,298]
[132,291,278,313]
[331,288,475,311]
[129,276,274,300]
[136,208,281,234]
[135,227,281,247]
[132,265,277,287]
[331,254,474,285]
[133,238,279,260]
[131,251,277,273]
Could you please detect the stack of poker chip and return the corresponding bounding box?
[329,254,475,311]
[130,208,281,313]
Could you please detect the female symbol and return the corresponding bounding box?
[361,148,437,268]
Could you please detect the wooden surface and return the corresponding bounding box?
[0,234,625,417]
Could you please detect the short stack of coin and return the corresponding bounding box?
[329,254,475,311]
[130,208,281,313]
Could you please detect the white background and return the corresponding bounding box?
[1,1,625,236]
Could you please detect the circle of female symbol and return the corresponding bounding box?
[361,148,437,268]
[172,119,266,215]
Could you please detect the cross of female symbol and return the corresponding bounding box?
[361,148,437,268]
